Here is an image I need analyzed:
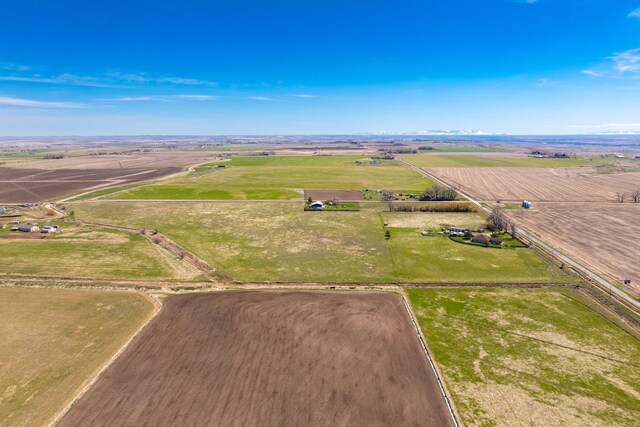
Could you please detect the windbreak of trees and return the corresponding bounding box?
[389,202,476,212]
[419,185,457,201]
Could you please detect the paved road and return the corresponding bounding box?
[399,158,640,311]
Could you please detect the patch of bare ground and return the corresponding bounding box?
[57,291,454,427]
[428,166,640,202]
[508,203,640,296]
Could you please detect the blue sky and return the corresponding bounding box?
[1,0,639,135]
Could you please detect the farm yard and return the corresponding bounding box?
[508,203,640,297]
[67,201,569,284]
[0,225,179,280]
[57,291,455,427]
[423,167,640,202]
[110,155,431,200]
[0,151,212,203]
[0,287,154,427]
[407,288,640,427]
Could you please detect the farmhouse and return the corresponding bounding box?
[490,237,504,245]
[471,234,491,244]
[12,224,40,233]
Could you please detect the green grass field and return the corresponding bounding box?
[401,154,593,168]
[407,288,640,426]
[0,226,176,280]
[69,201,569,283]
[110,155,432,200]
[389,228,566,283]
[0,287,154,427]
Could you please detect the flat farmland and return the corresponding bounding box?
[58,291,455,427]
[0,151,213,203]
[426,167,640,202]
[68,201,567,283]
[401,154,592,168]
[111,155,431,200]
[0,287,154,427]
[508,203,640,296]
[0,226,177,280]
[407,288,640,426]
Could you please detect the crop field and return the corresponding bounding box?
[425,167,640,202]
[0,287,154,427]
[0,151,212,203]
[58,291,454,426]
[401,154,592,168]
[68,201,567,283]
[509,203,640,296]
[111,155,431,200]
[407,288,640,426]
[0,226,176,280]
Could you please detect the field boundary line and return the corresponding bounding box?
[48,292,162,427]
[398,291,461,427]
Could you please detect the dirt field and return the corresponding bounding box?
[428,167,640,202]
[304,189,364,200]
[0,287,154,427]
[58,291,455,427]
[508,203,640,296]
[0,152,213,203]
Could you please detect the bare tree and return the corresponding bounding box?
[632,190,640,203]
[615,192,627,203]
[487,206,509,232]
[508,222,518,239]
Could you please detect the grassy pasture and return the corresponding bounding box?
[0,226,175,280]
[388,228,566,283]
[111,155,431,200]
[70,202,567,283]
[0,287,154,427]
[401,154,592,168]
[408,288,640,426]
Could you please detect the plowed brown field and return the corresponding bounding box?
[508,203,640,296]
[0,152,213,202]
[57,291,454,427]
[429,167,640,202]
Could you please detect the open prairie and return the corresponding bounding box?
[0,287,154,427]
[58,291,455,427]
[68,201,568,283]
[111,155,431,200]
[408,287,640,427]
[508,203,640,296]
[0,151,213,203]
[425,167,640,202]
[0,225,177,280]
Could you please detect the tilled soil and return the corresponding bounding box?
[57,291,454,427]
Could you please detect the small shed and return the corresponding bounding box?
[522,200,532,209]
[13,224,40,232]
[490,237,504,245]
[308,201,324,209]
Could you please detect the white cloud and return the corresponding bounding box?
[629,7,640,18]
[0,68,218,88]
[581,69,603,77]
[290,94,316,98]
[249,96,278,101]
[609,48,640,73]
[0,96,82,108]
[582,48,640,77]
[98,94,218,102]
